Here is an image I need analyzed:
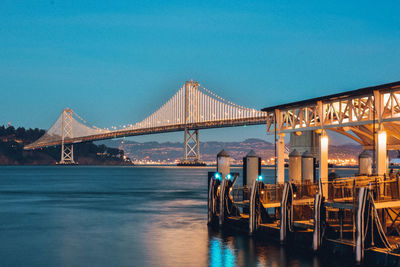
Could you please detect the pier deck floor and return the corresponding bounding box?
[261,198,314,209]
[259,222,280,230]
[293,220,314,229]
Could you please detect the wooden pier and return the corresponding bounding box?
[207,81,400,265]
[208,171,400,265]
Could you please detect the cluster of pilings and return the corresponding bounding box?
[208,149,400,265]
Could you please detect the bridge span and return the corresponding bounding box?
[25,80,400,168]
[24,81,267,164]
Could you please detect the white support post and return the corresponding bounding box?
[373,90,387,177]
[276,133,285,184]
[376,130,387,177]
[319,131,328,198]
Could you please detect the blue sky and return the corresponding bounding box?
[1,1,400,144]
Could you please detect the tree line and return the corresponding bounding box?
[0,125,128,165]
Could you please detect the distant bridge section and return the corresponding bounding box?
[24,81,267,163]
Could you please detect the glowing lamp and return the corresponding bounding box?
[378,130,387,145]
[258,175,263,181]
[214,173,221,180]
[321,134,329,148]
[226,174,232,180]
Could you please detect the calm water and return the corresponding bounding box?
[0,166,358,267]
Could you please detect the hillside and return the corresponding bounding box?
[0,126,130,165]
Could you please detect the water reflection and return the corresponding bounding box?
[0,167,358,267]
[209,237,235,267]
[207,229,325,267]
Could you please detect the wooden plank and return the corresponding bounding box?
[240,214,249,219]
[293,220,314,229]
[293,198,314,205]
[262,202,281,208]
[325,201,354,210]
[374,200,400,209]
[259,223,280,230]
[234,201,249,207]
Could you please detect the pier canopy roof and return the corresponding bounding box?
[262,81,400,150]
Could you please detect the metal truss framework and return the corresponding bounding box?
[24,80,268,163]
[59,108,75,164]
[184,128,200,162]
[264,83,400,150]
[183,82,201,162]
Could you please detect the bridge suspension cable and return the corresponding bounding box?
[24,81,267,156]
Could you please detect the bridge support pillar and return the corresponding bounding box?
[59,108,75,164]
[182,128,202,164]
[60,144,74,164]
[319,131,328,198]
[276,133,285,184]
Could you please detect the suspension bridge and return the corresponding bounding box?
[24,81,268,164]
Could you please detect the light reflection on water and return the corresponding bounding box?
[0,166,357,267]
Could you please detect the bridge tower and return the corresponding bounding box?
[59,108,75,164]
[182,81,203,164]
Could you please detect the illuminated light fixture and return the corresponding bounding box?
[226,174,232,180]
[214,173,221,180]
[258,175,263,181]
[321,134,329,148]
[378,130,387,145]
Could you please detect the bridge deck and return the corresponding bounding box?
[25,117,266,150]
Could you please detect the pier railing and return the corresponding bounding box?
[324,176,400,203]
[231,186,250,203]
[259,184,284,205]
[320,176,400,245]
[293,182,319,200]
[292,182,319,223]
[230,183,285,205]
